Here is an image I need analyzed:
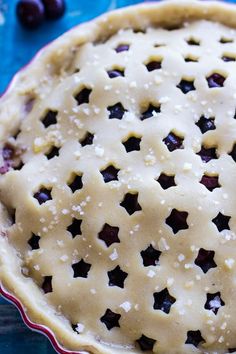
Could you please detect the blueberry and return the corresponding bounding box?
[34,188,52,204]
[207,73,226,88]
[42,0,66,19]
[16,0,45,29]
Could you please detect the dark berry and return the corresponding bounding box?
[207,73,226,88]
[177,79,195,94]
[146,61,162,71]
[163,133,183,152]
[34,188,52,204]
[196,116,216,134]
[197,146,217,163]
[115,44,129,53]
[16,0,45,29]
[107,69,124,78]
[153,288,176,314]
[42,0,65,19]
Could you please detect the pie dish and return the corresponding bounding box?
[1,0,236,353]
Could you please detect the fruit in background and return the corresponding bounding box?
[42,0,66,19]
[16,0,66,29]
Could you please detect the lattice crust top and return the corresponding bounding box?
[1,1,236,354]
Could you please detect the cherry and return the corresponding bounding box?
[16,0,45,29]
[42,0,65,19]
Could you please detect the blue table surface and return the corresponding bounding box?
[1,0,236,353]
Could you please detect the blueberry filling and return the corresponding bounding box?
[42,276,53,294]
[123,136,141,152]
[28,233,40,250]
[212,212,231,232]
[46,146,60,160]
[204,292,225,314]
[157,173,176,189]
[120,193,141,215]
[74,88,92,105]
[107,69,124,78]
[146,61,162,72]
[67,218,82,238]
[185,330,205,348]
[197,146,217,163]
[207,73,226,88]
[163,133,183,152]
[68,174,83,193]
[140,104,160,120]
[141,245,161,267]
[41,110,58,128]
[100,309,120,330]
[80,132,94,147]
[200,175,220,191]
[98,223,120,247]
[108,266,128,288]
[194,248,216,273]
[137,335,156,351]
[115,44,129,53]
[153,288,176,314]
[108,103,126,120]
[72,259,91,278]
[100,165,119,183]
[166,209,188,234]
[196,116,216,134]
[34,188,52,204]
[177,79,195,94]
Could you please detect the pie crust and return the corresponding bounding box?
[1,1,236,353]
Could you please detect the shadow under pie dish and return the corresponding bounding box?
[2,0,236,353]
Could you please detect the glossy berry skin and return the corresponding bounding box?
[16,0,45,29]
[42,0,66,19]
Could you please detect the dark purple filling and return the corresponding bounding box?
[194,248,216,273]
[120,193,141,215]
[204,292,225,314]
[157,173,176,189]
[197,147,217,163]
[108,102,126,120]
[222,56,236,62]
[72,259,91,278]
[141,244,161,267]
[212,212,231,232]
[123,136,141,152]
[207,73,226,88]
[200,175,220,191]
[153,288,176,314]
[34,188,52,204]
[67,218,82,238]
[42,110,58,128]
[101,165,119,183]
[108,265,128,288]
[107,69,124,78]
[42,276,53,294]
[100,309,120,330]
[177,79,195,94]
[28,233,40,250]
[80,132,94,147]
[74,88,92,105]
[68,174,83,193]
[137,335,156,351]
[98,223,120,247]
[163,133,183,152]
[115,44,129,53]
[196,116,216,134]
[166,209,188,234]
[146,61,162,72]
[140,104,161,120]
[185,330,205,348]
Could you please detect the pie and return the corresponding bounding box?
[1,1,236,353]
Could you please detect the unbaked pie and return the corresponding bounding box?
[1,1,236,353]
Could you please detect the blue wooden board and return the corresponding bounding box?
[1,0,236,353]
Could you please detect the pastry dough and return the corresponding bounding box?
[1,1,236,353]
